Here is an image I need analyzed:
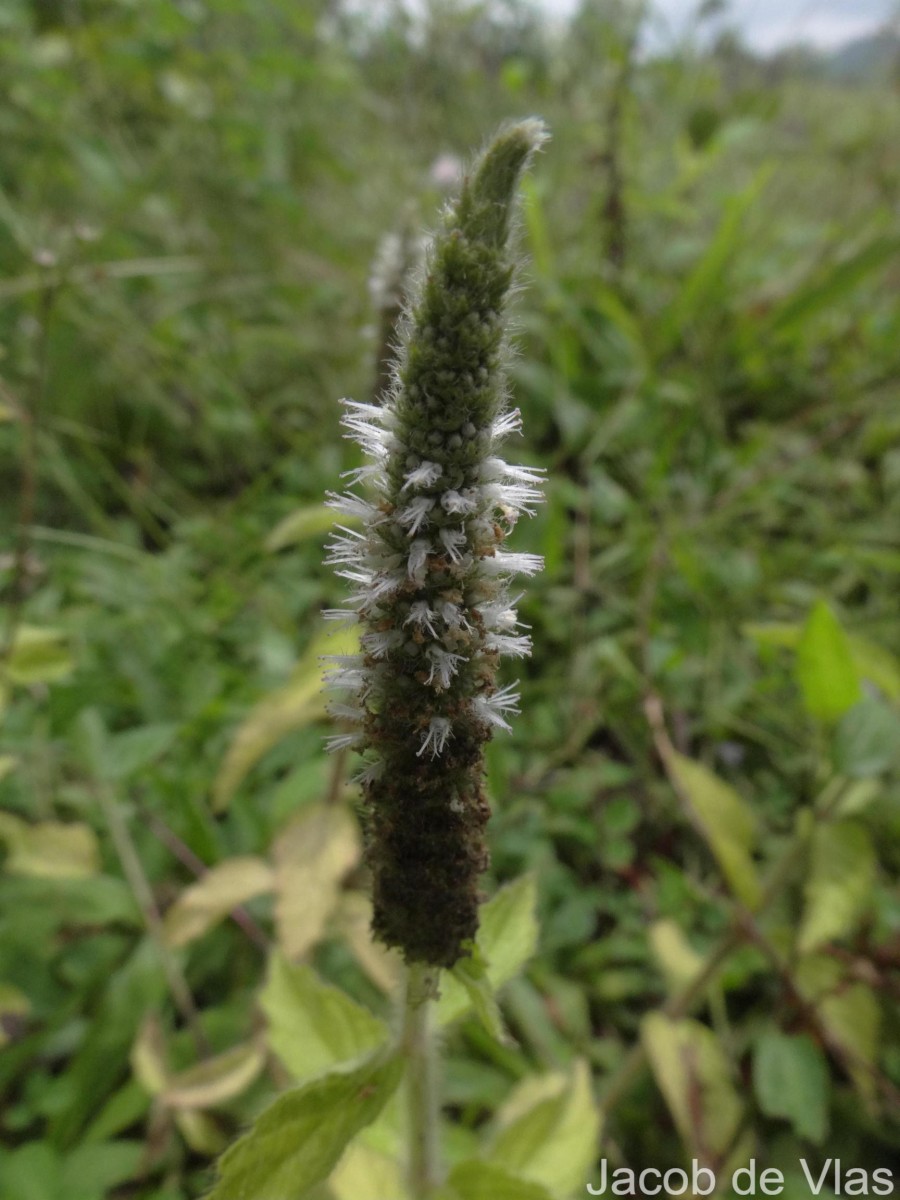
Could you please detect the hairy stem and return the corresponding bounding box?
[402,963,441,1199]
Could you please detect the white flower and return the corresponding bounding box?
[405,601,439,637]
[473,683,521,732]
[402,460,443,491]
[479,550,544,577]
[490,409,523,439]
[407,538,431,582]
[441,489,479,514]
[424,645,467,689]
[397,495,435,535]
[439,527,468,563]
[325,730,364,753]
[417,716,453,758]
[484,632,532,657]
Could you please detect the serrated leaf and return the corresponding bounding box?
[438,874,538,1026]
[162,857,274,948]
[0,813,100,879]
[649,919,705,994]
[328,1141,405,1200]
[436,1160,555,1200]
[4,625,74,685]
[333,891,402,994]
[642,1014,745,1163]
[486,1060,600,1195]
[206,1050,404,1200]
[266,504,352,553]
[260,954,388,1083]
[668,753,761,909]
[273,804,360,960]
[834,698,900,777]
[163,1042,265,1109]
[798,821,876,953]
[213,625,358,812]
[794,955,880,1108]
[753,1030,829,1144]
[796,601,862,722]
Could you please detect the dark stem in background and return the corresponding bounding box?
[1,274,55,664]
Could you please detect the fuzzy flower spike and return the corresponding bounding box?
[324,119,548,968]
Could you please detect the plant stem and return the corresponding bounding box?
[402,963,441,1199]
[95,782,211,1057]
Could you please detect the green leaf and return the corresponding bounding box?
[436,1160,555,1200]
[3,626,74,686]
[656,167,771,354]
[206,1050,404,1200]
[103,724,180,780]
[798,820,876,953]
[486,1060,600,1196]
[834,698,900,777]
[795,601,862,722]
[642,1014,746,1163]
[847,635,900,702]
[449,946,509,1045]
[794,955,880,1108]
[437,875,539,1026]
[213,624,358,811]
[260,955,388,1083]
[767,235,900,337]
[668,753,761,909]
[753,1030,829,1144]
[266,504,350,553]
[64,1141,144,1197]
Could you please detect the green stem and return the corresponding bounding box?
[402,963,441,1199]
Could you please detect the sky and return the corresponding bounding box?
[537,0,896,52]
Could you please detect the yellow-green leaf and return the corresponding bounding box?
[798,820,876,953]
[0,755,17,783]
[328,1141,405,1200]
[273,804,360,960]
[260,954,388,1083]
[333,891,402,994]
[642,1013,745,1164]
[796,601,862,722]
[213,625,359,812]
[162,857,274,948]
[668,753,761,909]
[266,504,352,553]
[438,874,538,1026]
[795,954,880,1108]
[4,625,74,685]
[487,1060,600,1195]
[0,813,100,879]
[649,919,705,995]
[130,1014,169,1096]
[163,1042,266,1110]
[436,1160,555,1200]
[206,1050,404,1200]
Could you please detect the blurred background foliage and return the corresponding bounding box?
[1,0,899,1195]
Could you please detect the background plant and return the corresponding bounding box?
[1,1,899,1197]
